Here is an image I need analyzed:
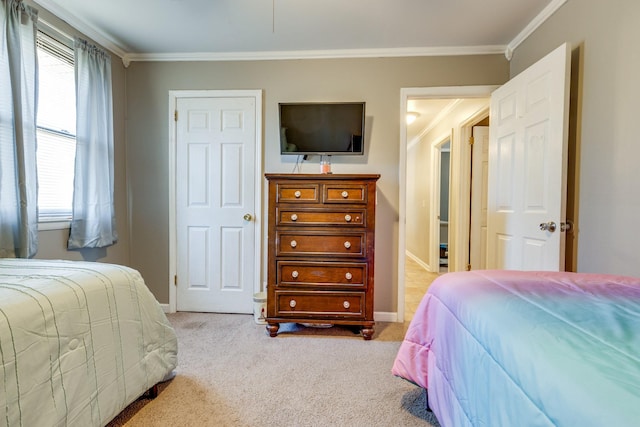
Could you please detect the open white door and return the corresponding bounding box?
[487,43,571,271]
[470,126,489,270]
[175,94,259,313]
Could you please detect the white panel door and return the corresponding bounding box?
[487,43,571,271]
[176,96,256,313]
[470,126,489,270]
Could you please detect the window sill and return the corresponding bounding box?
[38,220,71,231]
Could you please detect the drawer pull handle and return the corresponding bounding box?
[289,299,297,308]
[344,214,352,222]
[341,191,349,198]
[290,213,298,221]
[345,272,353,280]
[343,301,350,309]
[344,241,351,249]
[291,270,299,279]
[290,240,297,248]
[294,190,301,198]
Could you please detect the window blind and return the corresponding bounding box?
[36,28,76,221]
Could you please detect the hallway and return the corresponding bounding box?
[404,257,440,321]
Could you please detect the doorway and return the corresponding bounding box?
[437,139,450,273]
[399,86,496,322]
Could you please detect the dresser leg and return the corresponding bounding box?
[361,327,374,340]
[266,323,280,337]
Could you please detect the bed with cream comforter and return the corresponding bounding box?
[0,258,178,426]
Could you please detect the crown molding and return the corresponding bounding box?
[35,0,563,66]
[505,0,568,60]
[33,0,127,58]
[407,99,464,151]
[122,45,506,65]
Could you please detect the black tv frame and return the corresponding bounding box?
[278,102,365,156]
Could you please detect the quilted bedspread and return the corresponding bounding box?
[392,270,640,427]
[0,259,178,427]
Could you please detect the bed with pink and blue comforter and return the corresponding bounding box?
[392,270,640,427]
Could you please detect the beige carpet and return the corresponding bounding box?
[108,312,441,426]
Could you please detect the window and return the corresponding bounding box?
[36,29,76,222]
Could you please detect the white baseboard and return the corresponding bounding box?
[406,250,431,272]
[374,311,398,322]
[163,306,400,323]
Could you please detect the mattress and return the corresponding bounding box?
[392,270,640,427]
[0,258,178,426]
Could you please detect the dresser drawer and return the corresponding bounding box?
[276,183,320,203]
[277,261,366,288]
[323,183,368,204]
[276,207,366,227]
[274,290,364,318]
[276,231,366,257]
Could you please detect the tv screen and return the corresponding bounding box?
[279,102,365,155]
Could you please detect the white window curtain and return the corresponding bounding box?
[0,0,39,258]
[67,38,117,249]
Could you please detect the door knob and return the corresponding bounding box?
[243,213,252,221]
[539,221,557,233]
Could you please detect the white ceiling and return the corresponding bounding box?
[32,0,564,140]
[33,0,563,62]
[407,98,466,142]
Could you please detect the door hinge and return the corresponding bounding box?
[469,136,474,146]
[174,275,177,286]
[174,110,178,121]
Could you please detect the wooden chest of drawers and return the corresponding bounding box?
[265,173,379,340]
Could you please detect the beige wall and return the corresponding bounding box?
[28,2,130,266]
[125,56,509,310]
[406,140,431,264]
[510,0,640,277]
[25,0,640,313]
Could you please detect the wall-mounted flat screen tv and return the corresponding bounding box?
[279,102,365,155]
